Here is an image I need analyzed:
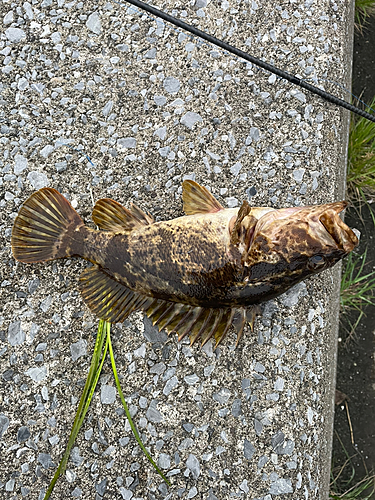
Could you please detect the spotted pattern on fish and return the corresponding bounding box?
[11,181,358,347]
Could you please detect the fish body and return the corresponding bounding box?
[11,181,358,346]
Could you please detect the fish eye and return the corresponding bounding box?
[308,255,326,270]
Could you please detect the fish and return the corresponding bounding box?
[11,180,358,347]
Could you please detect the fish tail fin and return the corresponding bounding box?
[11,188,85,263]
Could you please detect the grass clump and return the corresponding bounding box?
[347,97,375,201]
[340,249,375,313]
[330,477,375,499]
[355,0,375,28]
[340,249,375,339]
[330,433,375,499]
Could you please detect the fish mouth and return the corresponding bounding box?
[251,201,358,254]
[318,202,358,253]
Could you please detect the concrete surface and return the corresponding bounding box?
[0,0,354,499]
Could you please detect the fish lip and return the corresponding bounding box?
[319,205,358,253]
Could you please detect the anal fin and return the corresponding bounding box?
[142,298,258,348]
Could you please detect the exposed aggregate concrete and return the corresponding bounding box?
[0,0,353,498]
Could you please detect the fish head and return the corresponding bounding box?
[244,201,358,283]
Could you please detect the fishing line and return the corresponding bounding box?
[120,0,375,123]
[115,0,375,115]
[2,0,373,166]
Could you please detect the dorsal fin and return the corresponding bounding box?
[182,180,223,215]
[92,198,154,232]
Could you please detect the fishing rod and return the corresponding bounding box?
[123,0,375,124]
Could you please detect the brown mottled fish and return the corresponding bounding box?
[11,181,358,347]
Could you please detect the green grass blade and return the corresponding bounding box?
[43,320,108,500]
[347,95,375,199]
[340,249,375,313]
[106,322,171,486]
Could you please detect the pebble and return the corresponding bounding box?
[271,431,285,452]
[37,453,55,469]
[184,374,199,385]
[186,453,200,479]
[6,479,15,492]
[280,282,308,307]
[119,488,133,500]
[254,419,263,435]
[230,162,242,176]
[154,126,167,140]
[71,487,82,497]
[101,385,116,404]
[5,27,26,43]
[154,95,167,106]
[180,112,202,129]
[187,486,198,498]
[40,295,52,312]
[25,366,47,382]
[96,478,107,496]
[134,343,146,358]
[14,155,28,175]
[225,197,238,208]
[71,447,84,466]
[146,401,163,423]
[117,137,136,149]
[27,279,40,295]
[8,321,25,346]
[293,168,305,183]
[254,360,268,377]
[258,455,269,469]
[213,387,231,404]
[143,317,168,343]
[158,453,171,469]
[269,478,293,495]
[102,100,114,117]
[17,426,30,443]
[27,171,49,190]
[145,48,157,59]
[86,12,102,34]
[23,2,33,20]
[55,161,67,173]
[39,145,55,158]
[274,377,285,391]
[0,414,9,438]
[163,375,178,396]
[163,76,180,94]
[70,339,87,361]
[3,11,13,24]
[231,399,242,417]
[244,439,255,459]
[149,362,166,375]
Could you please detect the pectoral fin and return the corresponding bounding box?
[79,265,153,323]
